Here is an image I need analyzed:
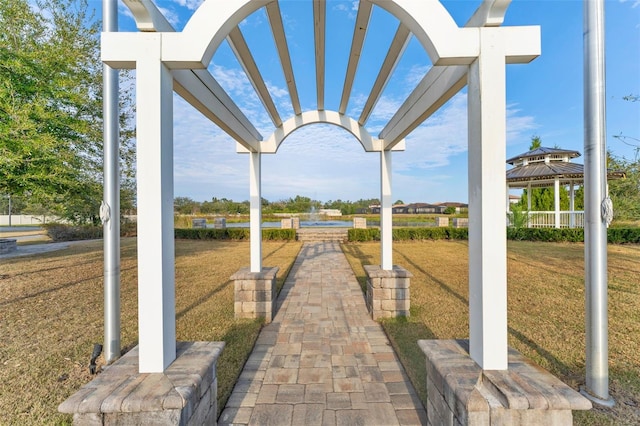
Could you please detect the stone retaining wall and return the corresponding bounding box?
[59,342,225,425]
[0,239,17,254]
[418,339,592,425]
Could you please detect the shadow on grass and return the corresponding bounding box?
[507,326,576,383]
[176,280,233,321]
[341,243,376,291]
[0,265,137,307]
[262,241,291,262]
[380,317,435,407]
[393,248,467,307]
[216,319,264,418]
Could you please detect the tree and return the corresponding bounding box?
[530,135,542,149]
[607,153,640,221]
[0,0,135,224]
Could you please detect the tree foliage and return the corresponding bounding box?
[174,196,382,216]
[0,0,135,223]
[608,153,640,221]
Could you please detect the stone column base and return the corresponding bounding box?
[0,238,17,254]
[418,339,592,425]
[59,341,225,425]
[231,267,279,323]
[364,265,412,320]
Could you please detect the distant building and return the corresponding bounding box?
[367,202,468,214]
[318,209,342,217]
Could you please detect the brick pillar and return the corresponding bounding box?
[364,265,411,320]
[232,267,279,323]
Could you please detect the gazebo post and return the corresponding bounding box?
[569,183,576,228]
[527,182,532,227]
[554,177,560,228]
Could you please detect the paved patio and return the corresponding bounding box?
[219,242,426,425]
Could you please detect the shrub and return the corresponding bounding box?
[44,224,103,241]
[348,228,380,241]
[174,228,295,241]
[392,227,447,240]
[348,226,638,244]
[263,229,296,240]
[227,228,249,240]
[608,228,640,244]
[447,228,469,240]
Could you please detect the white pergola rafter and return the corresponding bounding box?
[119,0,263,152]
[339,0,373,114]
[228,27,283,127]
[265,1,302,115]
[104,0,541,374]
[358,22,411,125]
[313,0,326,111]
[379,0,536,149]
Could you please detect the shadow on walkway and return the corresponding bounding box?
[219,242,427,425]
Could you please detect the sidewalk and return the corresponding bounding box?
[219,242,426,425]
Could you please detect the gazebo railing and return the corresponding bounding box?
[526,211,584,229]
[507,211,585,228]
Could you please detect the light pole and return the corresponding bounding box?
[582,0,614,407]
[103,0,121,364]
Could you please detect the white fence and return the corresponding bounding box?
[0,215,53,226]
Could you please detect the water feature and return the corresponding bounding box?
[209,220,352,228]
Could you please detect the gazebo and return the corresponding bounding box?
[506,146,625,228]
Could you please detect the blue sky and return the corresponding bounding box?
[110,0,640,204]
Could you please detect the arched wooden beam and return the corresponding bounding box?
[236,110,406,154]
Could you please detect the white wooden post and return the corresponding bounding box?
[527,182,532,228]
[380,150,393,270]
[250,152,262,272]
[554,177,561,228]
[467,27,508,370]
[569,183,575,228]
[136,34,176,373]
[506,183,510,226]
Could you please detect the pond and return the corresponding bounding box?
[208,220,353,228]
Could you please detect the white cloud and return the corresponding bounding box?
[332,1,358,20]
[156,6,181,27]
[620,0,640,8]
[170,0,204,11]
[404,63,431,89]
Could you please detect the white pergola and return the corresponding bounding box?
[102,0,540,373]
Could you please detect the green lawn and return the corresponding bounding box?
[0,238,302,425]
[343,240,640,425]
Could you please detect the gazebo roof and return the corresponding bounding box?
[506,147,581,165]
[506,147,625,188]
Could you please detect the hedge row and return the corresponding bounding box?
[508,227,640,243]
[347,227,469,242]
[174,228,296,241]
[44,222,137,242]
[348,227,640,244]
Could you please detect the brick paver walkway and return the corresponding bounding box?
[219,242,427,425]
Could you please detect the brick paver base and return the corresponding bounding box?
[219,242,426,425]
